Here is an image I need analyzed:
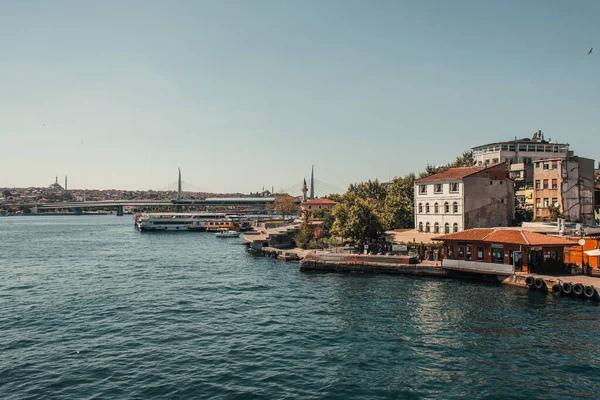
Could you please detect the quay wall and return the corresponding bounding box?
[300,253,449,277]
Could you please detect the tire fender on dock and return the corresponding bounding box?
[525,276,535,288]
[583,286,595,299]
[534,278,546,290]
[562,282,573,295]
[551,283,562,295]
[573,283,584,296]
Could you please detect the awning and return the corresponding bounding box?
[584,249,600,256]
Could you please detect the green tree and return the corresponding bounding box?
[382,174,415,230]
[548,204,563,221]
[311,208,335,236]
[293,221,314,249]
[332,198,383,244]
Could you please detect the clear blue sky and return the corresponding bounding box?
[1,0,598,192]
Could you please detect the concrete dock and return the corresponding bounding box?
[299,253,600,300]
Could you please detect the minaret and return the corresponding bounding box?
[65,175,68,191]
[55,176,58,185]
[177,168,182,201]
[302,178,308,202]
[309,165,315,200]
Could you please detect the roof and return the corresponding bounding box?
[432,228,577,246]
[415,164,502,183]
[302,198,338,205]
[471,139,569,150]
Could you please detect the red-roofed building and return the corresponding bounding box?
[414,163,514,234]
[433,228,577,274]
[301,198,338,213]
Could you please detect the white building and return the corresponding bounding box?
[471,130,571,168]
[414,163,515,234]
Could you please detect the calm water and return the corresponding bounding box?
[1,216,599,399]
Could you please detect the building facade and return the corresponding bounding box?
[533,156,595,224]
[472,131,571,208]
[472,131,570,168]
[414,163,515,234]
[433,228,577,274]
[301,198,337,213]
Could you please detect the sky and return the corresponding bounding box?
[1,0,599,193]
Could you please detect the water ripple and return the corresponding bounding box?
[1,216,600,399]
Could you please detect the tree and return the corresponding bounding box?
[548,204,563,221]
[274,194,297,219]
[311,208,335,235]
[293,219,314,249]
[452,151,476,167]
[332,198,384,244]
[2,189,11,198]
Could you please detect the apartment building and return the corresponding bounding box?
[414,163,514,234]
[533,156,595,224]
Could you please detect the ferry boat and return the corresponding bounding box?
[135,212,239,232]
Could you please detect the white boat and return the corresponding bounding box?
[215,228,240,238]
[135,212,239,232]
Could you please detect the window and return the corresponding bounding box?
[418,203,423,213]
[444,223,450,234]
[308,205,312,210]
[453,223,459,233]
[466,247,472,261]
[543,163,549,170]
[492,247,504,264]
[543,198,549,208]
[450,182,460,192]
[552,160,558,169]
[458,247,464,259]
[552,198,558,207]
[444,202,449,213]
[543,179,548,189]
[535,162,540,169]
[551,179,557,189]
[501,145,509,151]
[434,203,439,214]
[536,198,541,208]
[477,247,484,260]
[453,202,458,213]
[425,203,430,213]
[425,222,430,233]
[418,222,423,232]
[535,180,540,189]
[434,183,443,193]
[419,185,427,194]
[434,222,439,233]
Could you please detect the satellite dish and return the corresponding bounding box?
[578,239,586,246]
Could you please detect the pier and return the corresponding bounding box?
[298,252,600,301]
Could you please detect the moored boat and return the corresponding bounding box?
[215,228,240,238]
[135,212,239,232]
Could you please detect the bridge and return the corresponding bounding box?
[26,198,280,216]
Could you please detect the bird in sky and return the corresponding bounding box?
[588,47,593,55]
